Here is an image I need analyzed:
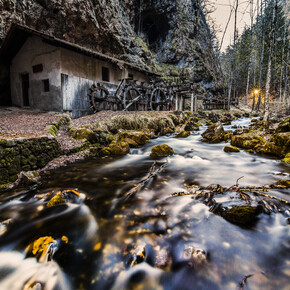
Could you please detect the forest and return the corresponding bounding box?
[220,0,289,116]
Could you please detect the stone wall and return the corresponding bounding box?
[0,137,61,185]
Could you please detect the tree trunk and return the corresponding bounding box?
[279,21,287,111]
[263,0,278,127]
[245,0,254,106]
[256,0,265,111]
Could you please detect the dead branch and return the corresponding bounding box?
[123,159,168,200]
[236,176,244,187]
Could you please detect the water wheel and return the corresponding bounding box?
[123,86,142,111]
[89,84,110,112]
[150,88,167,111]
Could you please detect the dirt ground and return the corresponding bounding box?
[0,107,66,138]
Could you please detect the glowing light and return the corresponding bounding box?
[254,89,259,94]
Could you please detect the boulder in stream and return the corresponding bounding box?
[224,146,240,153]
[201,122,225,143]
[231,133,266,149]
[282,153,290,164]
[150,144,174,157]
[276,116,290,132]
[100,141,130,156]
[175,131,190,138]
[221,206,261,226]
[184,117,199,131]
[118,131,150,147]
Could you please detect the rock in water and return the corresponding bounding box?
[150,144,174,157]
[175,131,190,138]
[222,206,261,225]
[201,122,225,143]
[224,146,240,153]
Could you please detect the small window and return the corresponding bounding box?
[32,64,43,73]
[128,73,134,80]
[42,79,50,92]
[102,67,110,82]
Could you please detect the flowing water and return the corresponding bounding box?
[0,118,289,290]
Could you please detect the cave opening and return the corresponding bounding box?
[141,12,170,52]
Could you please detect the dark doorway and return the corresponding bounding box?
[21,73,29,106]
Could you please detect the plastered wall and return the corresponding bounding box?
[10,36,62,111]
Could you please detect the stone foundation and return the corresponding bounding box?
[0,137,61,185]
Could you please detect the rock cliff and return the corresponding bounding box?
[0,0,223,93]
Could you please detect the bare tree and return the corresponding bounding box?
[263,0,278,127]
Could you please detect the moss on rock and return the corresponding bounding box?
[118,131,150,147]
[276,116,290,132]
[150,144,174,157]
[223,206,260,225]
[175,131,190,138]
[224,146,240,153]
[231,133,266,149]
[47,194,65,207]
[282,153,290,163]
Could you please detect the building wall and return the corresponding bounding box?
[60,48,150,116]
[10,36,62,111]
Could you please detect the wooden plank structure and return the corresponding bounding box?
[88,77,227,112]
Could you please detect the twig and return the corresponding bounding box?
[123,159,168,200]
[236,176,244,187]
[239,274,254,289]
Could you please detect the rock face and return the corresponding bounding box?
[0,0,223,94]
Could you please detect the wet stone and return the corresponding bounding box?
[150,144,174,157]
[224,146,240,153]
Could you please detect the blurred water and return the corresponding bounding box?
[0,118,289,290]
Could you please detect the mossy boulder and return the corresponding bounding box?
[224,131,233,141]
[207,112,220,123]
[99,147,112,157]
[150,144,174,157]
[231,133,266,149]
[272,132,290,148]
[223,206,260,225]
[100,141,130,156]
[175,131,190,138]
[71,128,96,141]
[282,153,290,163]
[184,117,199,131]
[20,171,40,186]
[118,131,150,147]
[110,141,130,155]
[26,236,56,261]
[47,194,65,207]
[224,146,240,153]
[201,122,225,143]
[255,142,283,157]
[276,117,290,132]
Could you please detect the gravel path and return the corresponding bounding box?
[0,107,66,138]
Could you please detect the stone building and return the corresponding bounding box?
[0,24,156,117]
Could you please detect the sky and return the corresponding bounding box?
[210,0,258,51]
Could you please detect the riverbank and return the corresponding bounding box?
[0,106,289,190]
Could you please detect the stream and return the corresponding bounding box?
[0,118,289,290]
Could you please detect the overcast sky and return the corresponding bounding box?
[210,0,258,51]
